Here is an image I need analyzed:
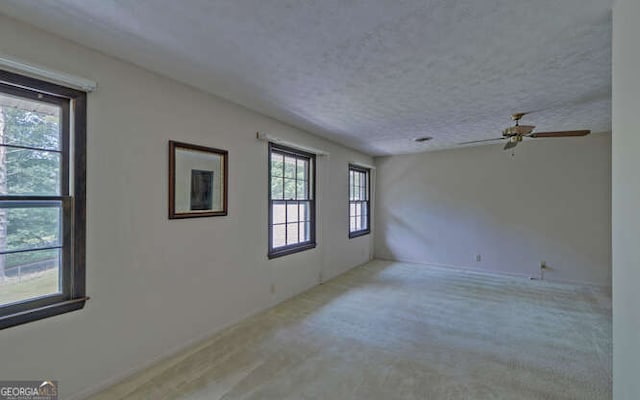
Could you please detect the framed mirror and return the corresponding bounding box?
[169,141,228,219]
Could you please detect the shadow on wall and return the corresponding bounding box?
[374,134,612,286]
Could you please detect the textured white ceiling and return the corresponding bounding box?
[0,0,612,155]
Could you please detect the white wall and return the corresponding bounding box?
[612,0,640,397]
[0,15,373,400]
[174,149,223,213]
[375,134,611,286]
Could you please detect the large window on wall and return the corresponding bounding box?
[349,164,370,238]
[268,143,316,259]
[0,70,87,329]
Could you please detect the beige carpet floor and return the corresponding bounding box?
[90,260,612,400]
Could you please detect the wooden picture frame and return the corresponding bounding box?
[169,140,228,219]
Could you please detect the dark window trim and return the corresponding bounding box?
[0,69,88,330]
[268,143,316,259]
[348,164,371,239]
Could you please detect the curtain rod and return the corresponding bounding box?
[349,161,376,170]
[0,53,97,92]
[256,132,330,156]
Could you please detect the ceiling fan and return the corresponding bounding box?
[458,113,590,150]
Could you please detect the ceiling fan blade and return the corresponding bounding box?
[458,137,505,145]
[503,140,518,150]
[529,130,590,138]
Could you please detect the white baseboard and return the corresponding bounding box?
[374,255,532,279]
[374,255,611,290]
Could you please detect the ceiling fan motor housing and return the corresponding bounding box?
[503,125,535,136]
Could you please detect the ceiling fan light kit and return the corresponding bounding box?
[508,136,522,143]
[458,113,591,150]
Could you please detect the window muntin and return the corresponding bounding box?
[0,70,86,329]
[349,165,370,238]
[269,143,316,258]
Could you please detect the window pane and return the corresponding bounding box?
[360,211,368,230]
[354,172,363,201]
[284,156,296,179]
[0,248,61,305]
[350,202,356,218]
[272,202,286,224]
[355,202,362,217]
[0,93,61,151]
[307,166,313,201]
[2,205,62,252]
[350,216,356,232]
[271,153,284,178]
[287,203,299,223]
[271,177,283,200]
[0,148,61,195]
[284,178,296,199]
[299,202,310,222]
[299,221,310,242]
[296,159,307,180]
[286,222,299,245]
[272,224,286,248]
[349,171,353,201]
[296,180,307,200]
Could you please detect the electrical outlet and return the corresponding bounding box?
[476,254,481,262]
[540,261,547,269]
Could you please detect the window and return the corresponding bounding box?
[349,164,370,238]
[268,143,316,258]
[0,70,87,329]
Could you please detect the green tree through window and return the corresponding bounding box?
[268,143,316,258]
[0,69,87,330]
[0,106,61,278]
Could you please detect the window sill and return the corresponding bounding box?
[0,297,89,330]
[349,230,370,239]
[268,242,317,259]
